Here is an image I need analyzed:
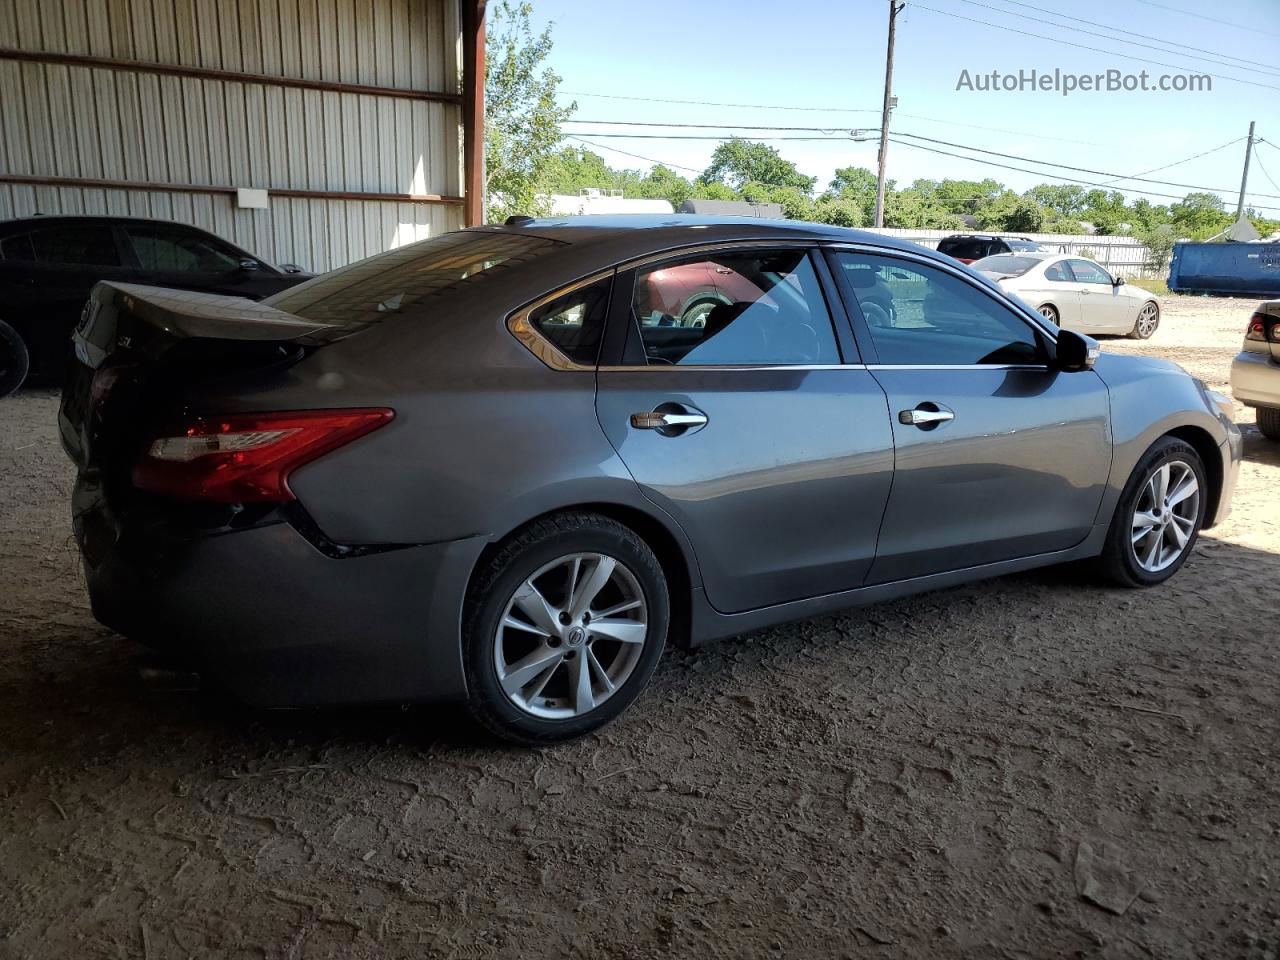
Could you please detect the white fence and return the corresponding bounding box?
[860,228,1156,278]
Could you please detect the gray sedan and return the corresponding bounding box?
[60,217,1241,743]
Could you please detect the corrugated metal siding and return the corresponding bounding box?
[0,0,464,273]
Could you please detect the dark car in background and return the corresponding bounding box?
[59,216,1239,745]
[936,233,1045,264]
[0,215,311,395]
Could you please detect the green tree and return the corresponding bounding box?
[1026,184,1088,219]
[699,139,817,192]
[1170,191,1229,238]
[977,192,1046,232]
[484,1,575,220]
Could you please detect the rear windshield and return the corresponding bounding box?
[1006,240,1044,252]
[937,238,992,260]
[973,255,1041,276]
[265,230,563,328]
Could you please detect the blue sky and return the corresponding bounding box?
[533,0,1280,214]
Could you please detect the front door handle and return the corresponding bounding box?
[631,410,708,430]
[898,405,955,427]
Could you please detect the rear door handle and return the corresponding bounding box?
[631,404,708,436]
[898,405,955,427]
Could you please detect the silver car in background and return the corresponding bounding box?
[1231,301,1280,441]
[59,217,1240,744]
[974,252,1162,339]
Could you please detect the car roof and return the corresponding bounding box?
[978,251,1058,261]
[465,214,935,258]
[0,214,235,239]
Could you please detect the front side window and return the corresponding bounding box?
[1067,259,1112,284]
[630,249,839,366]
[836,252,1047,366]
[125,225,243,273]
[28,225,122,266]
[0,233,35,261]
[527,275,612,366]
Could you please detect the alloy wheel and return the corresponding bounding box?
[493,552,649,719]
[1130,459,1199,573]
[1136,303,1159,338]
[1038,304,1059,324]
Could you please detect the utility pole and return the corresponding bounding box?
[1234,120,1256,222]
[874,0,903,228]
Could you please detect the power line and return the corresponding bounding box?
[560,90,880,114]
[559,91,1106,144]
[562,135,703,174]
[950,0,1280,79]
[908,2,1280,91]
[886,137,1280,212]
[572,124,1279,198]
[1094,137,1245,188]
[892,131,1280,198]
[1254,150,1280,195]
[985,0,1280,75]
[557,132,859,142]
[563,134,1280,215]
[566,119,854,133]
[1134,0,1280,40]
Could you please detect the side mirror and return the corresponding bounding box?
[1113,276,1124,286]
[1054,329,1100,372]
[238,258,261,272]
[280,263,305,274]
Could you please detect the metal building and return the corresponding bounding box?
[0,0,486,274]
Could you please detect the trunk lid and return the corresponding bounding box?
[61,281,341,474]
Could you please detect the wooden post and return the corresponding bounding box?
[462,0,487,227]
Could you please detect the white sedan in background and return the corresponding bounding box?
[973,252,1162,339]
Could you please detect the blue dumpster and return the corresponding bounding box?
[1168,242,1280,296]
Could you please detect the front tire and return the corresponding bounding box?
[0,319,30,397]
[1097,437,1206,588]
[462,513,669,745]
[1129,301,1160,340]
[1257,407,1280,441]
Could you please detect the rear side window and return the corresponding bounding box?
[528,275,612,366]
[1044,261,1071,281]
[267,230,562,329]
[125,224,243,273]
[629,249,839,366]
[973,255,1039,276]
[22,225,122,266]
[937,238,992,260]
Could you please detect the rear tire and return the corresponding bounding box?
[1097,437,1206,588]
[0,319,29,397]
[462,512,669,745]
[1257,407,1280,441]
[1037,304,1060,325]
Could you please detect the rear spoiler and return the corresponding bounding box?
[74,282,343,370]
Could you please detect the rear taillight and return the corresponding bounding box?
[1246,313,1280,342]
[132,408,394,502]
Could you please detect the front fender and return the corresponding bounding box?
[1090,352,1238,527]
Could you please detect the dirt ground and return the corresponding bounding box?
[1,295,1278,960]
